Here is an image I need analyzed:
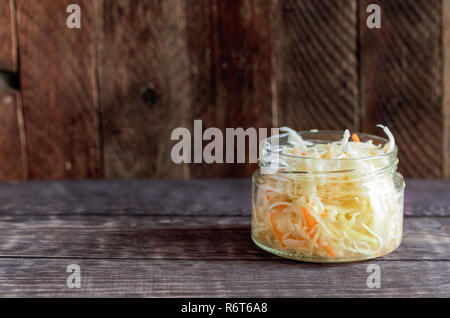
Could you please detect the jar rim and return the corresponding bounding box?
[258,130,398,175]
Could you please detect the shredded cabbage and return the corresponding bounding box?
[252,126,405,262]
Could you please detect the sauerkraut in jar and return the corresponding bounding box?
[251,126,405,262]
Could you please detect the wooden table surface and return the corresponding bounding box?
[0,179,448,297]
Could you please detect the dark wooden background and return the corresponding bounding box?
[1,0,450,180]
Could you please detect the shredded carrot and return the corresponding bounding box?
[316,238,336,258]
[351,133,360,143]
[301,206,316,231]
[301,207,336,258]
[320,212,326,218]
[322,245,336,258]
[291,148,296,154]
[370,152,376,156]
[270,207,287,248]
[266,194,271,200]
[300,152,306,156]
[344,152,349,156]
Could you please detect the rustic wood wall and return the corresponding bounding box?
[0,0,449,180]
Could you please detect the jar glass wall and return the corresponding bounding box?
[251,131,405,263]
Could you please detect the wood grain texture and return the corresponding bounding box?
[275,0,359,131]
[0,179,252,217]
[0,179,447,297]
[0,179,447,217]
[444,0,450,178]
[0,216,448,261]
[98,0,273,179]
[0,258,448,297]
[0,0,17,71]
[17,0,100,179]
[185,0,273,178]
[404,179,450,216]
[97,0,191,179]
[361,0,443,178]
[0,88,26,179]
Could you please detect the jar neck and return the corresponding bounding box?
[258,147,399,180]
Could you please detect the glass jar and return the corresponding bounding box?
[251,130,405,262]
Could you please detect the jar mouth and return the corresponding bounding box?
[259,130,398,175]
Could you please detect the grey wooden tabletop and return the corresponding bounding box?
[0,179,448,297]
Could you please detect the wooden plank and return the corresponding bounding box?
[97,0,191,178]
[0,258,447,297]
[0,0,17,71]
[444,0,450,178]
[98,0,273,178]
[16,0,100,179]
[0,215,448,261]
[185,0,273,178]
[404,179,450,216]
[0,179,447,217]
[360,0,443,178]
[0,179,252,216]
[0,88,26,180]
[0,179,447,297]
[275,0,359,131]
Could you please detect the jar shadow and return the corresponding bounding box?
[109,224,355,266]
